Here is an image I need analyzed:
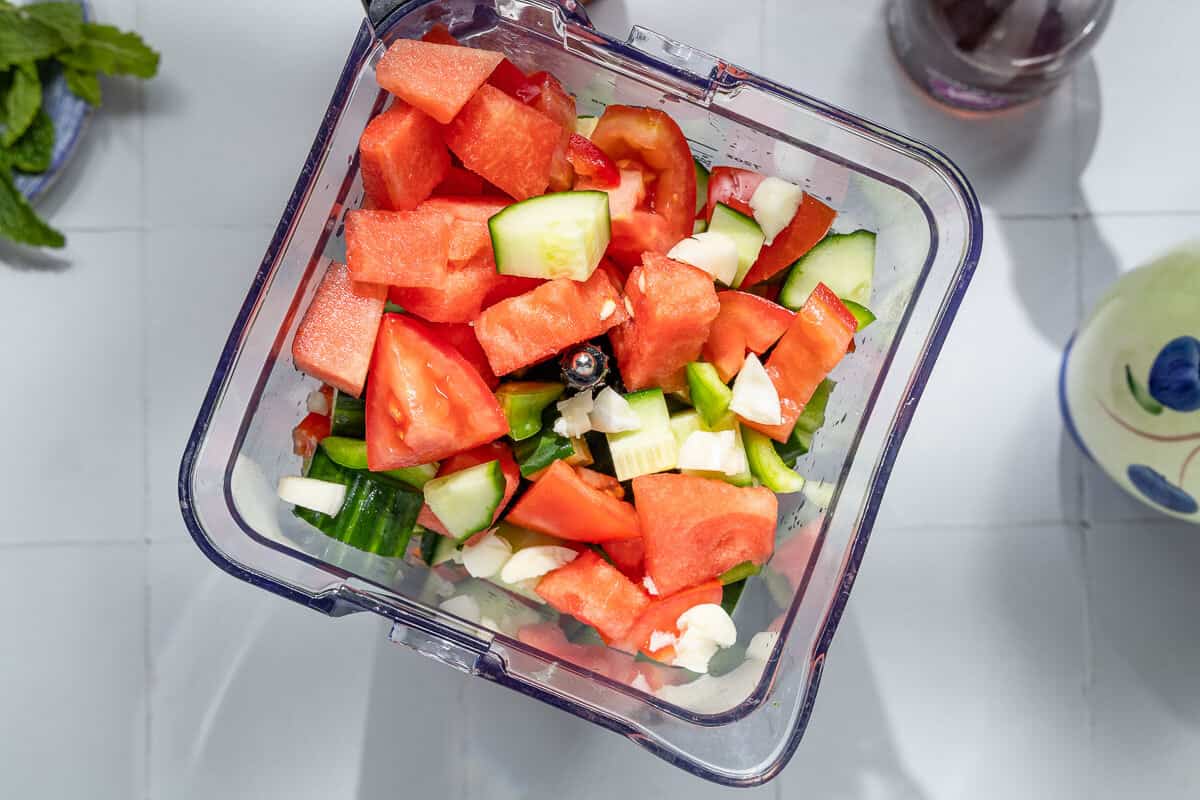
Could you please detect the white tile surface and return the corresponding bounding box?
[0,232,144,544]
[877,215,1082,528]
[141,0,362,227]
[149,540,379,800]
[761,1,1080,217]
[0,544,146,798]
[144,225,274,542]
[1079,2,1200,214]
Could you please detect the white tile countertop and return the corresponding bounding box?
[2,1,1198,797]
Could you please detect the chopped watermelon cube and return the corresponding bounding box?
[609,252,720,392]
[473,269,630,375]
[601,537,644,581]
[702,291,795,383]
[291,261,386,397]
[443,84,562,200]
[506,460,641,543]
[535,550,650,641]
[375,39,505,124]
[613,579,724,660]
[433,165,485,197]
[740,193,837,287]
[345,208,450,288]
[740,283,855,442]
[421,195,511,223]
[358,101,450,212]
[634,473,778,597]
[388,250,496,324]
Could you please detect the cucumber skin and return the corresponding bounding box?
[779,230,876,311]
[685,362,733,427]
[295,450,422,558]
[743,425,806,493]
[694,159,710,216]
[489,191,611,281]
[496,382,565,442]
[423,460,505,543]
[330,391,365,438]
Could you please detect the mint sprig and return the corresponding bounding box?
[0,1,159,249]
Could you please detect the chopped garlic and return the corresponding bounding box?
[589,387,640,433]
[649,630,678,652]
[671,603,738,673]
[552,391,594,438]
[277,476,346,517]
[461,530,512,579]
[499,545,578,584]
[748,176,804,245]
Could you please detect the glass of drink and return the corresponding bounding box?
[887,0,1114,113]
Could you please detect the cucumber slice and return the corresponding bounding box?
[496,382,565,441]
[606,389,678,481]
[708,203,764,288]
[779,230,876,310]
[692,219,707,235]
[694,159,709,216]
[330,390,365,438]
[575,115,598,138]
[841,299,876,331]
[319,437,437,488]
[669,409,754,487]
[422,459,506,543]
[773,378,835,467]
[489,191,611,281]
[514,429,578,478]
[719,560,761,585]
[294,449,422,558]
[743,425,806,493]
[686,362,733,427]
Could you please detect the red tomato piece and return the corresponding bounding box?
[292,261,386,397]
[358,102,450,212]
[614,579,724,660]
[609,252,720,392]
[740,194,837,286]
[473,269,630,376]
[574,466,625,499]
[417,441,520,536]
[506,460,641,543]
[291,412,331,459]
[376,39,505,124]
[567,134,619,187]
[704,166,765,222]
[590,105,696,243]
[606,209,677,271]
[424,321,499,389]
[740,283,856,442]
[634,473,778,597]
[344,208,451,288]
[701,291,795,383]
[535,550,651,641]
[601,537,644,582]
[365,314,509,470]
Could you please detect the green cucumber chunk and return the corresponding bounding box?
[295,449,422,558]
[607,389,678,481]
[841,299,876,331]
[575,115,598,138]
[514,429,578,478]
[496,381,565,441]
[422,460,505,543]
[685,361,733,427]
[669,409,754,487]
[694,159,709,216]
[489,191,611,281]
[708,203,764,288]
[743,425,806,493]
[330,390,365,438]
[319,437,437,488]
[779,230,876,310]
[773,378,835,467]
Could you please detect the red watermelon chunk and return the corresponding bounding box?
[609,252,720,392]
[359,102,450,211]
[536,550,650,642]
[741,283,856,442]
[421,195,511,223]
[376,39,505,125]
[473,269,629,376]
[433,165,485,197]
[601,537,645,582]
[345,208,450,288]
[614,579,724,661]
[443,84,561,200]
[291,261,386,397]
[702,291,795,383]
[634,473,778,597]
[740,193,837,286]
[521,72,576,191]
[388,249,497,324]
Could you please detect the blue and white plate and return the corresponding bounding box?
[12,0,93,202]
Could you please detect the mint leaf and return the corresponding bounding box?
[0,7,66,68]
[6,107,54,173]
[64,65,100,105]
[22,2,84,47]
[1,62,42,146]
[57,23,160,79]
[0,164,64,247]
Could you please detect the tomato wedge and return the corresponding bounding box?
[589,106,695,243]
[575,466,625,499]
[740,283,856,442]
[365,314,509,470]
[424,321,499,389]
[567,134,619,187]
[417,441,520,537]
[607,209,677,271]
[701,291,795,383]
[506,460,642,542]
[704,166,765,222]
[740,193,837,286]
[613,579,724,660]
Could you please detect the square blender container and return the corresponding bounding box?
[179,0,983,786]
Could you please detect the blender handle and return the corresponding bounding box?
[359,0,594,36]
